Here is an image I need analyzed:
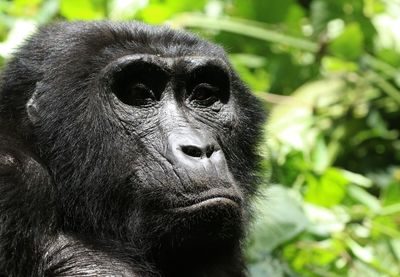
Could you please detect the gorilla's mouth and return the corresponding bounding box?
[169,194,241,213]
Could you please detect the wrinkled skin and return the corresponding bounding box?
[0,21,265,277]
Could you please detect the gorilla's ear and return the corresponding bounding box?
[26,82,43,124]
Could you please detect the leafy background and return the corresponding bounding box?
[1,0,399,276]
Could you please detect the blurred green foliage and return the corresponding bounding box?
[1,0,399,276]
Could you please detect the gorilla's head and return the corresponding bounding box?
[2,21,265,263]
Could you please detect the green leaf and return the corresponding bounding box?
[381,181,400,206]
[303,204,350,236]
[0,19,37,59]
[340,169,373,188]
[233,0,295,24]
[9,0,42,17]
[247,185,308,260]
[248,255,294,277]
[284,237,347,272]
[311,135,330,173]
[322,56,359,72]
[36,0,59,24]
[347,238,373,263]
[310,0,341,34]
[348,185,381,213]
[60,0,104,20]
[140,0,206,24]
[108,0,148,20]
[305,168,348,207]
[268,78,346,153]
[171,15,319,52]
[229,54,269,92]
[329,23,364,60]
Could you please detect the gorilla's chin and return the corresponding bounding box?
[160,195,244,245]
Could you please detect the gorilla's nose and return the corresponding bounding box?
[167,131,222,165]
[166,130,234,188]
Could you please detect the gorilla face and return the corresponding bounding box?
[104,55,241,209]
[104,55,246,243]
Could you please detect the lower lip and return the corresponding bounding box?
[169,197,240,213]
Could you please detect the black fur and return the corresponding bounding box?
[0,21,265,276]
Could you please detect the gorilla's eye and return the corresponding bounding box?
[115,81,156,106]
[190,83,219,105]
[110,60,168,107]
[187,64,230,107]
[128,83,155,105]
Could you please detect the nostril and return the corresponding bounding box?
[181,145,203,158]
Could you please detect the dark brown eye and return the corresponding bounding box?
[190,83,219,105]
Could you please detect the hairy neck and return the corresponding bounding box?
[152,236,246,277]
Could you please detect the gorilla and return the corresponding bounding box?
[0,21,265,276]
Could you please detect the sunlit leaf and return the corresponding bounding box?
[140,0,206,24]
[268,78,346,152]
[381,180,400,206]
[9,0,42,17]
[310,0,341,34]
[304,204,350,235]
[248,255,291,277]
[340,169,373,188]
[311,135,330,172]
[247,185,308,260]
[108,0,148,20]
[283,237,347,272]
[348,185,381,213]
[329,22,364,60]
[305,168,349,207]
[322,56,359,72]
[60,0,104,20]
[0,19,37,59]
[232,0,295,24]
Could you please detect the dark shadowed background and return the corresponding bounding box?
[0,0,399,276]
